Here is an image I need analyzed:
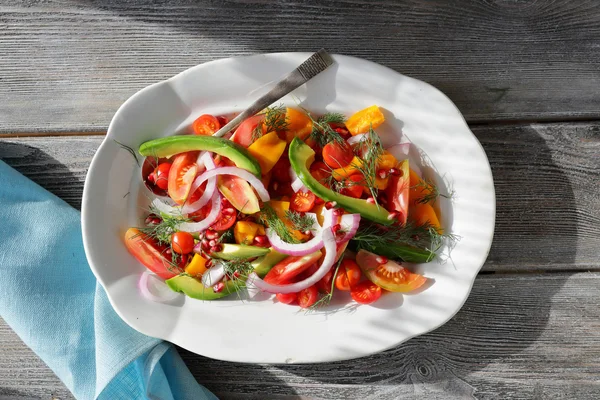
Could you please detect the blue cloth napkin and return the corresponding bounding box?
[0,160,217,400]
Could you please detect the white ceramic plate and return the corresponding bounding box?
[82,53,495,363]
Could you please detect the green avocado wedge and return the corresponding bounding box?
[288,137,393,225]
[139,135,261,177]
[166,274,244,300]
[250,248,288,278]
[211,244,270,260]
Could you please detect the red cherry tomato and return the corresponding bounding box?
[193,114,220,135]
[264,252,322,285]
[150,162,172,190]
[232,114,264,147]
[171,231,195,254]
[168,152,200,204]
[211,208,237,231]
[335,259,362,291]
[276,292,297,305]
[290,191,316,212]
[124,228,180,280]
[350,281,382,304]
[340,173,365,199]
[309,161,331,187]
[316,268,334,294]
[322,141,354,169]
[298,285,319,308]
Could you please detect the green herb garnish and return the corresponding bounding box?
[285,210,316,232]
[259,204,299,244]
[252,104,289,142]
[307,112,347,147]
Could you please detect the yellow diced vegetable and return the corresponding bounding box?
[374,151,400,190]
[345,105,385,135]
[284,107,313,142]
[185,254,208,278]
[267,200,308,241]
[234,221,262,245]
[247,131,287,174]
[332,156,363,180]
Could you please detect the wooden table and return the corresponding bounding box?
[1,1,599,399]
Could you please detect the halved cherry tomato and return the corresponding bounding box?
[385,159,409,225]
[171,231,195,254]
[232,114,264,147]
[276,292,297,305]
[340,173,365,199]
[316,268,334,294]
[264,251,322,285]
[291,191,316,212]
[150,162,171,190]
[334,259,362,291]
[168,151,200,204]
[309,161,331,187]
[322,141,354,169]
[193,114,220,135]
[350,281,382,304]
[298,285,319,308]
[124,228,180,280]
[211,208,237,231]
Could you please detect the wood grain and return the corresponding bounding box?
[3,272,600,399]
[1,121,598,271]
[2,0,600,132]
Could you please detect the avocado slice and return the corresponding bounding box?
[250,248,288,278]
[211,244,270,260]
[288,137,392,225]
[166,274,244,300]
[139,135,261,177]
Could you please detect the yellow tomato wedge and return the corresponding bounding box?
[284,107,313,142]
[345,105,385,135]
[247,131,286,174]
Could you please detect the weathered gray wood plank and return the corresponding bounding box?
[2,272,600,399]
[1,121,598,271]
[2,0,600,132]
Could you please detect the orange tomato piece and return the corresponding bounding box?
[345,105,385,136]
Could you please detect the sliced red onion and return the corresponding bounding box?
[289,165,307,193]
[336,213,361,243]
[151,198,181,217]
[139,270,180,303]
[347,133,366,146]
[266,212,322,256]
[201,262,225,288]
[247,227,337,294]
[182,153,217,214]
[175,192,221,232]
[183,166,270,202]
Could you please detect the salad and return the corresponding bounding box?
[124,105,453,309]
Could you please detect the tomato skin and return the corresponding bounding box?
[290,191,316,212]
[264,252,322,285]
[193,114,220,135]
[309,161,331,187]
[124,228,180,280]
[272,156,291,182]
[334,259,362,291]
[211,208,237,231]
[316,268,334,293]
[340,173,365,199]
[322,141,354,169]
[276,292,297,305]
[298,285,319,308]
[351,281,382,304]
[171,231,195,254]
[151,162,172,190]
[168,152,200,204]
[232,114,264,147]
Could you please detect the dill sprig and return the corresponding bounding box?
[307,112,347,147]
[412,179,453,205]
[307,256,344,311]
[139,206,191,246]
[252,104,288,142]
[285,210,316,232]
[218,229,234,244]
[218,258,254,279]
[352,127,384,202]
[113,139,140,166]
[259,204,299,244]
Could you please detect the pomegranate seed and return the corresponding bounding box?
[377,169,389,179]
[387,211,399,221]
[333,208,344,217]
[376,256,388,265]
[213,282,225,293]
[145,214,162,225]
[366,197,375,204]
[253,235,270,247]
[205,259,213,269]
[232,271,241,279]
[205,229,219,240]
[389,168,401,176]
[223,208,236,216]
[314,197,325,205]
[221,198,232,208]
[147,172,156,184]
[178,254,189,267]
[201,239,211,252]
[331,224,342,235]
[164,248,173,258]
[208,239,217,247]
[210,244,223,253]
[325,201,337,209]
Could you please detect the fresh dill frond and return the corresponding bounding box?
[412,179,453,205]
[259,204,299,244]
[285,210,316,232]
[218,229,234,244]
[318,112,346,125]
[139,206,191,245]
[113,139,140,166]
[351,127,384,204]
[307,256,344,311]
[219,258,254,279]
[252,104,288,142]
[307,112,346,147]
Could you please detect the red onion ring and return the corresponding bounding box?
[201,262,225,288]
[175,191,222,233]
[139,270,180,303]
[182,152,217,214]
[266,213,322,256]
[336,213,361,243]
[185,166,270,202]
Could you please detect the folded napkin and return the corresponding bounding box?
[0,160,217,400]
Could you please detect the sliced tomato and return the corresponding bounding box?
[355,249,427,292]
[316,268,334,293]
[124,228,180,280]
[334,259,362,291]
[290,191,316,212]
[211,209,237,231]
[276,292,298,305]
[340,173,365,199]
[298,285,319,308]
[309,161,331,187]
[322,141,354,168]
[193,114,220,135]
[232,114,264,147]
[168,151,200,204]
[264,251,322,285]
[351,281,382,304]
[385,159,410,224]
[217,175,260,214]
